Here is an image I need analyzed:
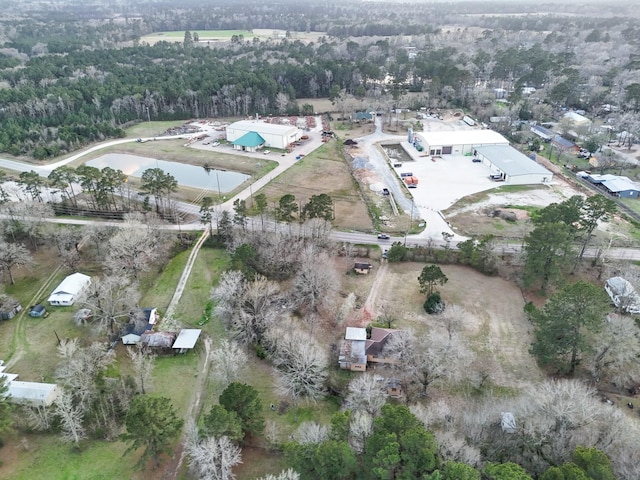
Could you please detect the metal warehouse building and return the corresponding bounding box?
[418,130,509,156]
[226,120,299,151]
[474,145,553,185]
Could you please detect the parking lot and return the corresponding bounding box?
[392,145,504,240]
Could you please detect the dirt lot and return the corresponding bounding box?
[444,185,572,239]
[376,263,544,390]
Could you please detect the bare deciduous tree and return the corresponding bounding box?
[127,345,155,394]
[55,390,86,447]
[292,421,329,445]
[104,222,162,279]
[293,247,339,316]
[24,404,55,432]
[55,340,115,413]
[210,339,248,387]
[78,275,140,335]
[586,315,640,387]
[383,328,472,398]
[0,239,34,284]
[344,373,388,416]
[212,272,280,346]
[257,470,300,480]
[185,425,242,480]
[268,322,328,420]
[349,410,374,454]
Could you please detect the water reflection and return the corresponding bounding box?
[86,153,249,192]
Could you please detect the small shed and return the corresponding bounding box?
[48,272,91,306]
[501,412,517,433]
[354,262,373,275]
[172,329,202,353]
[387,378,402,398]
[29,305,46,318]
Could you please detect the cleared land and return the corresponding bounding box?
[141,29,325,45]
[256,140,373,231]
[378,263,544,390]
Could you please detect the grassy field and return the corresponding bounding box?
[256,140,373,231]
[141,29,326,45]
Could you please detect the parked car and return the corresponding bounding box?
[211,142,220,147]
[472,158,482,163]
[377,233,390,239]
[263,150,271,155]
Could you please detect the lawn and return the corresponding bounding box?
[256,141,372,231]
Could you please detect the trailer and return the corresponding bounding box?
[463,115,475,126]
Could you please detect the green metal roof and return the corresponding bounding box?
[232,131,265,147]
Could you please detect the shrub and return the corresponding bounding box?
[424,292,445,314]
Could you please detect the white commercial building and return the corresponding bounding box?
[417,130,509,156]
[48,272,91,306]
[474,145,553,185]
[226,120,299,151]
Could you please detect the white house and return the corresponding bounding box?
[417,130,509,156]
[7,381,60,407]
[226,120,299,151]
[48,272,91,306]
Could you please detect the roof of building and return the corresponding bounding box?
[354,262,373,270]
[172,329,202,349]
[7,381,58,405]
[564,111,591,125]
[552,135,576,149]
[339,339,367,366]
[531,125,554,138]
[354,111,373,120]
[475,145,552,177]
[419,129,509,147]
[365,327,398,357]
[48,273,91,302]
[602,178,640,193]
[121,333,141,345]
[229,120,298,136]
[606,277,635,296]
[345,327,367,341]
[140,331,177,348]
[232,131,266,148]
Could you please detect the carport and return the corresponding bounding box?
[474,145,553,185]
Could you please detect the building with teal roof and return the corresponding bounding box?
[231,131,266,152]
[226,120,299,151]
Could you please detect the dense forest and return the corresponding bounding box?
[0,0,639,158]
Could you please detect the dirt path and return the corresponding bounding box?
[163,336,212,480]
[358,262,389,325]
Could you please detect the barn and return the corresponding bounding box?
[417,130,509,156]
[474,145,553,185]
[48,272,91,306]
[226,120,299,151]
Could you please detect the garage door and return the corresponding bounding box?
[442,146,452,154]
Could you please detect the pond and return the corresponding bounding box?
[86,153,250,192]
